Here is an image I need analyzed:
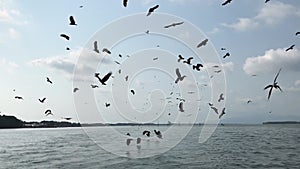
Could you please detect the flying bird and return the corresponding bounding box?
[143,130,151,137]
[164,21,184,28]
[265,0,270,3]
[93,41,100,53]
[197,38,208,48]
[183,57,193,65]
[66,47,70,50]
[223,52,230,58]
[247,100,252,104]
[153,57,158,61]
[130,89,135,95]
[62,117,72,120]
[105,102,110,107]
[60,34,70,40]
[218,93,224,102]
[154,129,162,139]
[175,68,186,83]
[126,138,133,146]
[192,63,203,71]
[95,72,112,85]
[73,88,79,93]
[137,137,141,144]
[264,68,282,100]
[38,97,46,103]
[214,70,222,73]
[102,48,111,54]
[296,32,300,36]
[286,44,295,52]
[123,0,128,7]
[14,96,23,100]
[221,48,226,50]
[45,109,53,116]
[208,103,213,107]
[91,84,99,88]
[219,108,226,119]
[210,106,218,114]
[146,4,159,16]
[179,102,184,112]
[69,16,77,25]
[145,30,150,34]
[114,61,121,65]
[222,0,232,6]
[177,54,184,62]
[46,77,53,84]
[125,75,129,81]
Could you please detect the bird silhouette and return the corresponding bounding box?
[126,138,133,146]
[15,96,23,100]
[95,72,112,85]
[247,100,252,104]
[153,57,158,61]
[210,106,218,114]
[192,63,203,71]
[62,117,72,120]
[164,21,184,28]
[219,108,226,118]
[105,103,110,107]
[221,48,226,50]
[146,4,159,16]
[66,47,70,50]
[179,102,184,112]
[123,0,128,7]
[218,93,224,102]
[38,97,46,103]
[214,70,222,73]
[154,130,162,139]
[177,54,184,62]
[264,68,282,100]
[114,61,121,65]
[91,84,99,88]
[46,77,53,84]
[175,68,186,83]
[130,89,135,95]
[286,44,295,52]
[137,137,141,144]
[102,48,111,54]
[60,34,70,40]
[45,109,53,116]
[197,39,208,48]
[69,16,77,25]
[222,0,232,6]
[296,32,300,36]
[145,30,150,34]
[125,75,129,82]
[183,57,193,65]
[93,41,99,53]
[265,0,270,3]
[143,130,151,137]
[223,52,230,58]
[208,103,213,107]
[73,88,79,93]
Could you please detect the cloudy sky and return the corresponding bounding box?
[0,0,300,124]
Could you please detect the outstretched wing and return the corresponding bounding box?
[267,87,273,100]
[123,0,128,7]
[273,68,281,83]
[176,68,181,78]
[101,72,112,83]
[264,85,273,90]
[211,106,218,114]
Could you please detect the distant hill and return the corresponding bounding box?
[262,121,300,125]
[0,115,81,129]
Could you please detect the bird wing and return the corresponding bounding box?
[211,107,218,114]
[264,85,273,90]
[267,86,273,100]
[176,68,181,78]
[101,72,112,83]
[296,32,300,36]
[69,16,76,24]
[273,68,281,83]
[222,0,231,6]
[179,102,184,112]
[94,41,99,52]
[123,0,128,7]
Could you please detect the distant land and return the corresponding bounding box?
[262,121,300,124]
[0,115,81,129]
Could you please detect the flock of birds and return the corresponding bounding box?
[9,0,299,147]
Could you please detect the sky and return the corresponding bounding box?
[0,0,300,124]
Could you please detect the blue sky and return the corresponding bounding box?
[0,0,300,124]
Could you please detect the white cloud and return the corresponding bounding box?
[294,80,300,86]
[0,58,19,74]
[8,27,19,39]
[243,47,300,75]
[223,1,300,31]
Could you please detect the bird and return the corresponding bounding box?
[212,65,219,68]
[105,103,110,107]
[93,41,99,53]
[102,48,111,54]
[286,44,295,52]
[126,133,131,136]
[154,130,162,139]
[223,52,230,58]
[175,68,186,84]
[177,54,184,62]
[164,21,184,28]
[183,57,193,65]
[296,32,300,36]
[208,103,213,107]
[126,138,133,146]
[222,0,232,6]
[91,84,99,88]
[130,89,135,95]
[143,130,151,137]
[218,93,224,102]
[145,30,150,34]
[221,48,226,50]
[123,0,128,7]
[264,68,282,100]
[73,88,79,93]
[265,0,270,3]
[214,70,222,73]
[38,97,46,103]
[14,96,23,100]
[79,5,83,8]
[125,75,129,81]
[219,108,226,119]
[153,57,158,61]
[118,69,121,74]
[247,100,252,104]
[179,102,184,112]
[192,63,203,71]
[197,38,208,48]
[210,106,218,114]
[95,72,112,85]
[137,137,141,144]
[45,109,53,116]
[119,54,122,58]
[62,117,72,120]
[60,34,70,40]
[66,47,70,50]
[46,77,53,84]
[146,4,159,16]
[114,61,121,65]
[69,16,77,25]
